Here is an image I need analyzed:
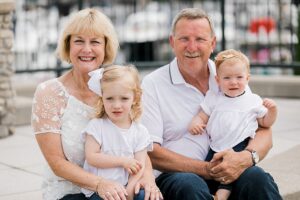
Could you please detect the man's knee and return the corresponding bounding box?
[157,172,213,200]
[238,166,275,187]
[232,166,282,200]
[172,173,208,192]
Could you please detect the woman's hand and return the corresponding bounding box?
[134,173,163,200]
[96,178,128,200]
[207,149,252,184]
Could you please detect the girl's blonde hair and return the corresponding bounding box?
[57,8,119,64]
[214,49,250,73]
[95,65,142,121]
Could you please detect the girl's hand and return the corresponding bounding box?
[96,178,128,200]
[122,157,142,175]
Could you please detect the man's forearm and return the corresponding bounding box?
[148,143,210,178]
[246,127,273,161]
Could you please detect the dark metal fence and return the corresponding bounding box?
[14,0,300,76]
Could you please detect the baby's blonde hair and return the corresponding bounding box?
[95,64,142,121]
[214,49,250,74]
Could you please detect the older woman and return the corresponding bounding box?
[31,8,161,200]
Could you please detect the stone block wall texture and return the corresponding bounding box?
[0,0,16,138]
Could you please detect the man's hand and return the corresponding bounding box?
[207,149,252,184]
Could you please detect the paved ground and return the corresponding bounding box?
[0,97,299,200]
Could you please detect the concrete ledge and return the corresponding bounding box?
[14,81,38,98]
[13,73,300,99]
[15,96,32,126]
[250,76,300,98]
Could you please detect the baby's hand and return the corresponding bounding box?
[188,116,206,135]
[122,158,142,175]
[189,123,206,135]
[263,98,277,110]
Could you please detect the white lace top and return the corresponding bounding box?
[31,78,96,200]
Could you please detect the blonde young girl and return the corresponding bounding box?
[82,65,153,200]
[188,49,277,200]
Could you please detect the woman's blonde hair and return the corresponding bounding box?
[56,8,119,64]
[95,65,142,121]
[214,49,250,73]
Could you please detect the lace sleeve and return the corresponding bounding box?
[31,79,68,134]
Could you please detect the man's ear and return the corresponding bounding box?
[211,36,217,52]
[169,35,174,49]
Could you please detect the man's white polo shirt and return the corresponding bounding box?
[141,58,219,162]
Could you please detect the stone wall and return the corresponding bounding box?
[0,0,15,138]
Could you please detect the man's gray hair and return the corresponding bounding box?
[171,8,215,37]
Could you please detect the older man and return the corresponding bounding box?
[141,8,281,200]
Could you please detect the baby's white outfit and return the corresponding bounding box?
[202,90,268,152]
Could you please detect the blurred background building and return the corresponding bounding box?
[12,0,300,77]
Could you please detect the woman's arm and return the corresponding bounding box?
[36,133,128,200]
[134,155,164,200]
[85,134,141,173]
